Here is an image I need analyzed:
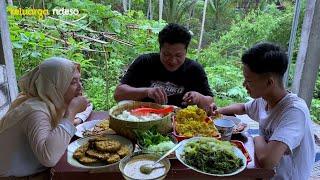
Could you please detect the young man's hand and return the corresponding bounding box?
[254,135,288,169]
[205,103,218,116]
[147,87,168,105]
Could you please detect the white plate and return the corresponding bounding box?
[67,134,134,169]
[175,137,247,177]
[75,120,102,138]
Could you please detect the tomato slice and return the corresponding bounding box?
[131,106,174,116]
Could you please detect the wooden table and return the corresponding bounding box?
[52,112,275,180]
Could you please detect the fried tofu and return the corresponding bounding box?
[73,143,89,159]
[106,154,120,164]
[117,145,130,157]
[95,140,121,152]
[86,149,110,160]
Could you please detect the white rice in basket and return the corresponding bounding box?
[116,110,162,122]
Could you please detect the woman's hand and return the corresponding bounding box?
[73,118,83,126]
[64,96,88,120]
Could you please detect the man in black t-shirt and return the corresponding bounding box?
[114,23,216,111]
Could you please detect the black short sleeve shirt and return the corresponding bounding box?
[120,53,213,107]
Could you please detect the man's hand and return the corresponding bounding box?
[182,91,214,115]
[182,91,201,105]
[147,87,168,105]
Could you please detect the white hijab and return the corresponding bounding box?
[0,57,80,133]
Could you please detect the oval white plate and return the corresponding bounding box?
[175,137,247,177]
[75,120,102,138]
[67,134,134,169]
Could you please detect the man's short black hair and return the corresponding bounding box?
[241,42,288,77]
[158,23,191,49]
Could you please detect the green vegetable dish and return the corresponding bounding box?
[182,139,244,174]
[135,127,175,154]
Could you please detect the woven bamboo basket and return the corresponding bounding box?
[109,101,173,141]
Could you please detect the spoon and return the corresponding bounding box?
[140,142,182,174]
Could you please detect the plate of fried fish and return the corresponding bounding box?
[67,135,134,169]
[75,119,116,138]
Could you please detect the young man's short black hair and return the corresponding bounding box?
[241,42,288,77]
[158,23,191,49]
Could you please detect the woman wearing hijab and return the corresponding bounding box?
[0,57,88,178]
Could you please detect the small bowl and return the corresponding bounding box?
[214,119,235,141]
[221,116,249,134]
[119,151,171,180]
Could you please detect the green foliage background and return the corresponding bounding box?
[8,0,320,123]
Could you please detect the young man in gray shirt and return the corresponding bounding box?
[214,42,315,180]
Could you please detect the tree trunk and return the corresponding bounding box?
[122,0,128,12]
[0,0,19,106]
[292,0,320,108]
[7,0,13,5]
[147,0,153,20]
[159,0,163,21]
[284,0,301,87]
[187,0,197,29]
[128,0,131,11]
[198,0,208,53]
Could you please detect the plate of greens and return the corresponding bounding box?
[175,137,246,176]
[135,126,177,158]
